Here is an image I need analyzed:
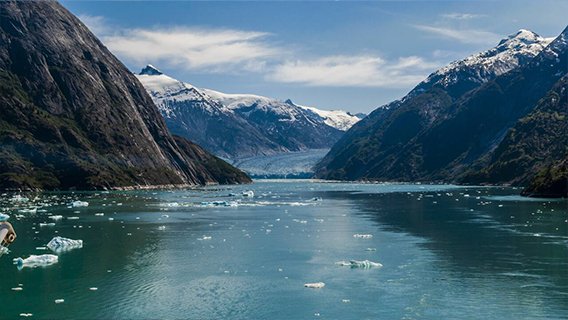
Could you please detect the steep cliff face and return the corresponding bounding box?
[315,27,567,185]
[522,155,568,198]
[0,1,250,190]
[462,75,567,186]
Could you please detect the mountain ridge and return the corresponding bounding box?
[0,0,250,190]
[314,27,566,192]
[137,68,362,158]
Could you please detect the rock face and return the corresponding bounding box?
[0,1,250,190]
[315,28,567,188]
[137,68,363,158]
[521,155,568,198]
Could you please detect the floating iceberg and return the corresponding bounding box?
[68,201,89,207]
[353,234,373,238]
[18,208,37,214]
[13,254,58,268]
[48,215,63,221]
[0,246,9,255]
[0,213,9,222]
[304,282,325,289]
[10,195,29,202]
[242,190,254,197]
[337,260,383,268]
[47,236,83,252]
[200,200,237,207]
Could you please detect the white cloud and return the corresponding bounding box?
[75,15,443,89]
[265,55,441,88]
[99,27,283,73]
[414,25,501,45]
[441,13,487,20]
[78,14,111,36]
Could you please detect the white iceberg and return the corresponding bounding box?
[242,190,254,197]
[48,215,63,220]
[304,282,325,289]
[13,254,58,268]
[68,201,89,207]
[10,195,29,202]
[353,234,373,238]
[0,213,9,222]
[337,260,383,268]
[47,236,83,252]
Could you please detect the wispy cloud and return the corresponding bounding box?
[78,14,111,36]
[414,25,501,45]
[77,15,442,89]
[441,13,488,20]
[101,27,283,73]
[265,55,441,88]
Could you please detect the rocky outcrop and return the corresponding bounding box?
[0,1,250,190]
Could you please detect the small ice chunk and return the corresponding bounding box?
[13,254,58,268]
[19,313,33,317]
[353,234,372,238]
[39,222,55,227]
[69,200,89,207]
[304,282,325,289]
[158,226,166,231]
[95,213,104,216]
[47,236,83,252]
[0,213,10,222]
[54,299,64,304]
[68,217,79,220]
[89,287,98,291]
[365,248,377,251]
[49,215,63,220]
[12,287,23,291]
[346,260,383,268]
[242,190,254,197]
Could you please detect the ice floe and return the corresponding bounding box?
[353,234,373,238]
[336,260,383,268]
[69,200,89,207]
[47,236,83,252]
[304,282,325,289]
[242,190,254,197]
[13,254,59,268]
[0,213,9,221]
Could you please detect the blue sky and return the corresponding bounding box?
[62,1,568,113]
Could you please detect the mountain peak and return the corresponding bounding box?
[139,64,163,76]
[497,29,543,47]
[285,99,295,105]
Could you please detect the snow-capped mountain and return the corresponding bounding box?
[383,29,554,110]
[137,66,362,158]
[201,89,361,131]
[316,28,563,183]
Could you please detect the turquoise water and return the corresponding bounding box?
[1,181,567,319]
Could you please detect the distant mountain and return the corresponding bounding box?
[0,1,250,190]
[137,66,282,158]
[315,28,566,187]
[137,68,362,158]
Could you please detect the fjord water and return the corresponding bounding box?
[1,181,567,319]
